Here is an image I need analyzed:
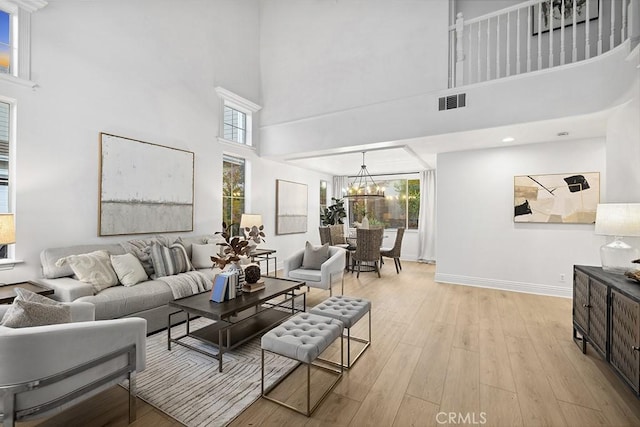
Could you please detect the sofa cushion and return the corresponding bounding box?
[149,242,193,278]
[40,243,126,279]
[302,241,329,270]
[55,250,119,293]
[110,253,148,286]
[287,268,322,283]
[191,243,219,269]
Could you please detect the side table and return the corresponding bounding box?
[0,281,54,304]
[249,248,277,277]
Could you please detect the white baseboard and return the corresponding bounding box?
[434,273,572,298]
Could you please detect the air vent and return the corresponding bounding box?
[438,93,467,111]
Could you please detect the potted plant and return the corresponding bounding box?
[321,197,347,226]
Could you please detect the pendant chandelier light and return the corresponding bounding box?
[344,152,385,198]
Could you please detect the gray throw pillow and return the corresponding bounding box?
[302,241,330,270]
[1,298,71,328]
[149,242,193,278]
[55,250,119,294]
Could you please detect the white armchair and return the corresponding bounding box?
[0,301,146,426]
[283,246,346,296]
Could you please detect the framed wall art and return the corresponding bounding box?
[532,0,599,35]
[514,172,599,224]
[99,133,194,236]
[276,179,308,235]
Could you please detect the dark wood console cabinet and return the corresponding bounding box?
[573,265,640,397]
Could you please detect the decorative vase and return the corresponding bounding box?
[361,215,369,229]
[244,264,261,284]
[225,262,246,293]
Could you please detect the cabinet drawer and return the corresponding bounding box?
[610,289,640,392]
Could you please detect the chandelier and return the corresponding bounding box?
[344,152,385,198]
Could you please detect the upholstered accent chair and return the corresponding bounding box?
[380,227,405,274]
[0,301,146,426]
[328,225,350,249]
[283,245,347,295]
[352,227,384,278]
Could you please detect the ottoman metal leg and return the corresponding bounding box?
[317,308,371,369]
[261,338,343,416]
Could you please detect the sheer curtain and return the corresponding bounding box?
[418,169,436,263]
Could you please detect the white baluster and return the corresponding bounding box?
[496,14,501,78]
[516,8,521,75]
[507,11,512,77]
[585,0,591,59]
[455,12,465,87]
[598,0,603,54]
[487,16,491,79]
[610,0,616,49]
[537,2,543,70]
[527,5,532,72]
[560,0,566,65]
[477,20,482,82]
[572,0,578,62]
[549,0,554,68]
[468,23,472,84]
[622,0,627,41]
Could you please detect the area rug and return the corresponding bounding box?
[125,318,297,427]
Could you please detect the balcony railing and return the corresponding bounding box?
[449,0,635,88]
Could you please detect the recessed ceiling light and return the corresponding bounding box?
[502,137,515,143]
[557,131,569,136]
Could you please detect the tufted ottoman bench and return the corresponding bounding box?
[310,295,371,368]
[261,312,344,416]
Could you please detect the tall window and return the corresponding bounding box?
[348,178,420,229]
[0,101,9,259]
[319,180,327,222]
[223,106,246,144]
[222,155,245,236]
[0,10,10,74]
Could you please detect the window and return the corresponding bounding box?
[215,87,261,147]
[0,10,10,74]
[223,106,246,144]
[319,180,327,222]
[348,178,420,229]
[0,101,9,258]
[222,154,245,236]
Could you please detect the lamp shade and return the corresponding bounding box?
[594,203,640,237]
[0,213,15,245]
[240,214,263,230]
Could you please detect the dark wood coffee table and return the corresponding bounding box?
[0,281,54,304]
[167,276,306,372]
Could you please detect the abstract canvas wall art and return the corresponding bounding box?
[276,179,308,234]
[99,133,194,236]
[514,172,599,223]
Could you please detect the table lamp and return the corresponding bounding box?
[240,214,264,246]
[594,203,640,274]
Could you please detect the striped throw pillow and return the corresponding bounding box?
[149,242,193,278]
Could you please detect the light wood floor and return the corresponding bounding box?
[21,262,640,427]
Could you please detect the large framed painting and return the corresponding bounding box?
[276,179,308,235]
[532,0,599,35]
[514,172,599,223]
[99,133,194,236]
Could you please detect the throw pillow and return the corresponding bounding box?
[120,238,160,277]
[1,299,71,328]
[302,241,330,270]
[191,243,219,269]
[55,250,118,293]
[149,242,193,278]
[14,287,58,305]
[110,253,148,287]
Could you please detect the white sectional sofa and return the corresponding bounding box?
[37,235,222,334]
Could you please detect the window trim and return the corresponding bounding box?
[215,87,261,147]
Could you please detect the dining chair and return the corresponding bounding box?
[380,227,405,274]
[352,227,383,278]
[319,226,332,245]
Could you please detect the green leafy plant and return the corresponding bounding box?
[321,197,347,225]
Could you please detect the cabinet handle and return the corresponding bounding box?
[582,304,592,308]
[633,346,640,352]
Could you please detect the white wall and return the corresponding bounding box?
[435,138,605,297]
[0,0,331,283]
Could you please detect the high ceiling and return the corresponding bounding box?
[285,109,610,176]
